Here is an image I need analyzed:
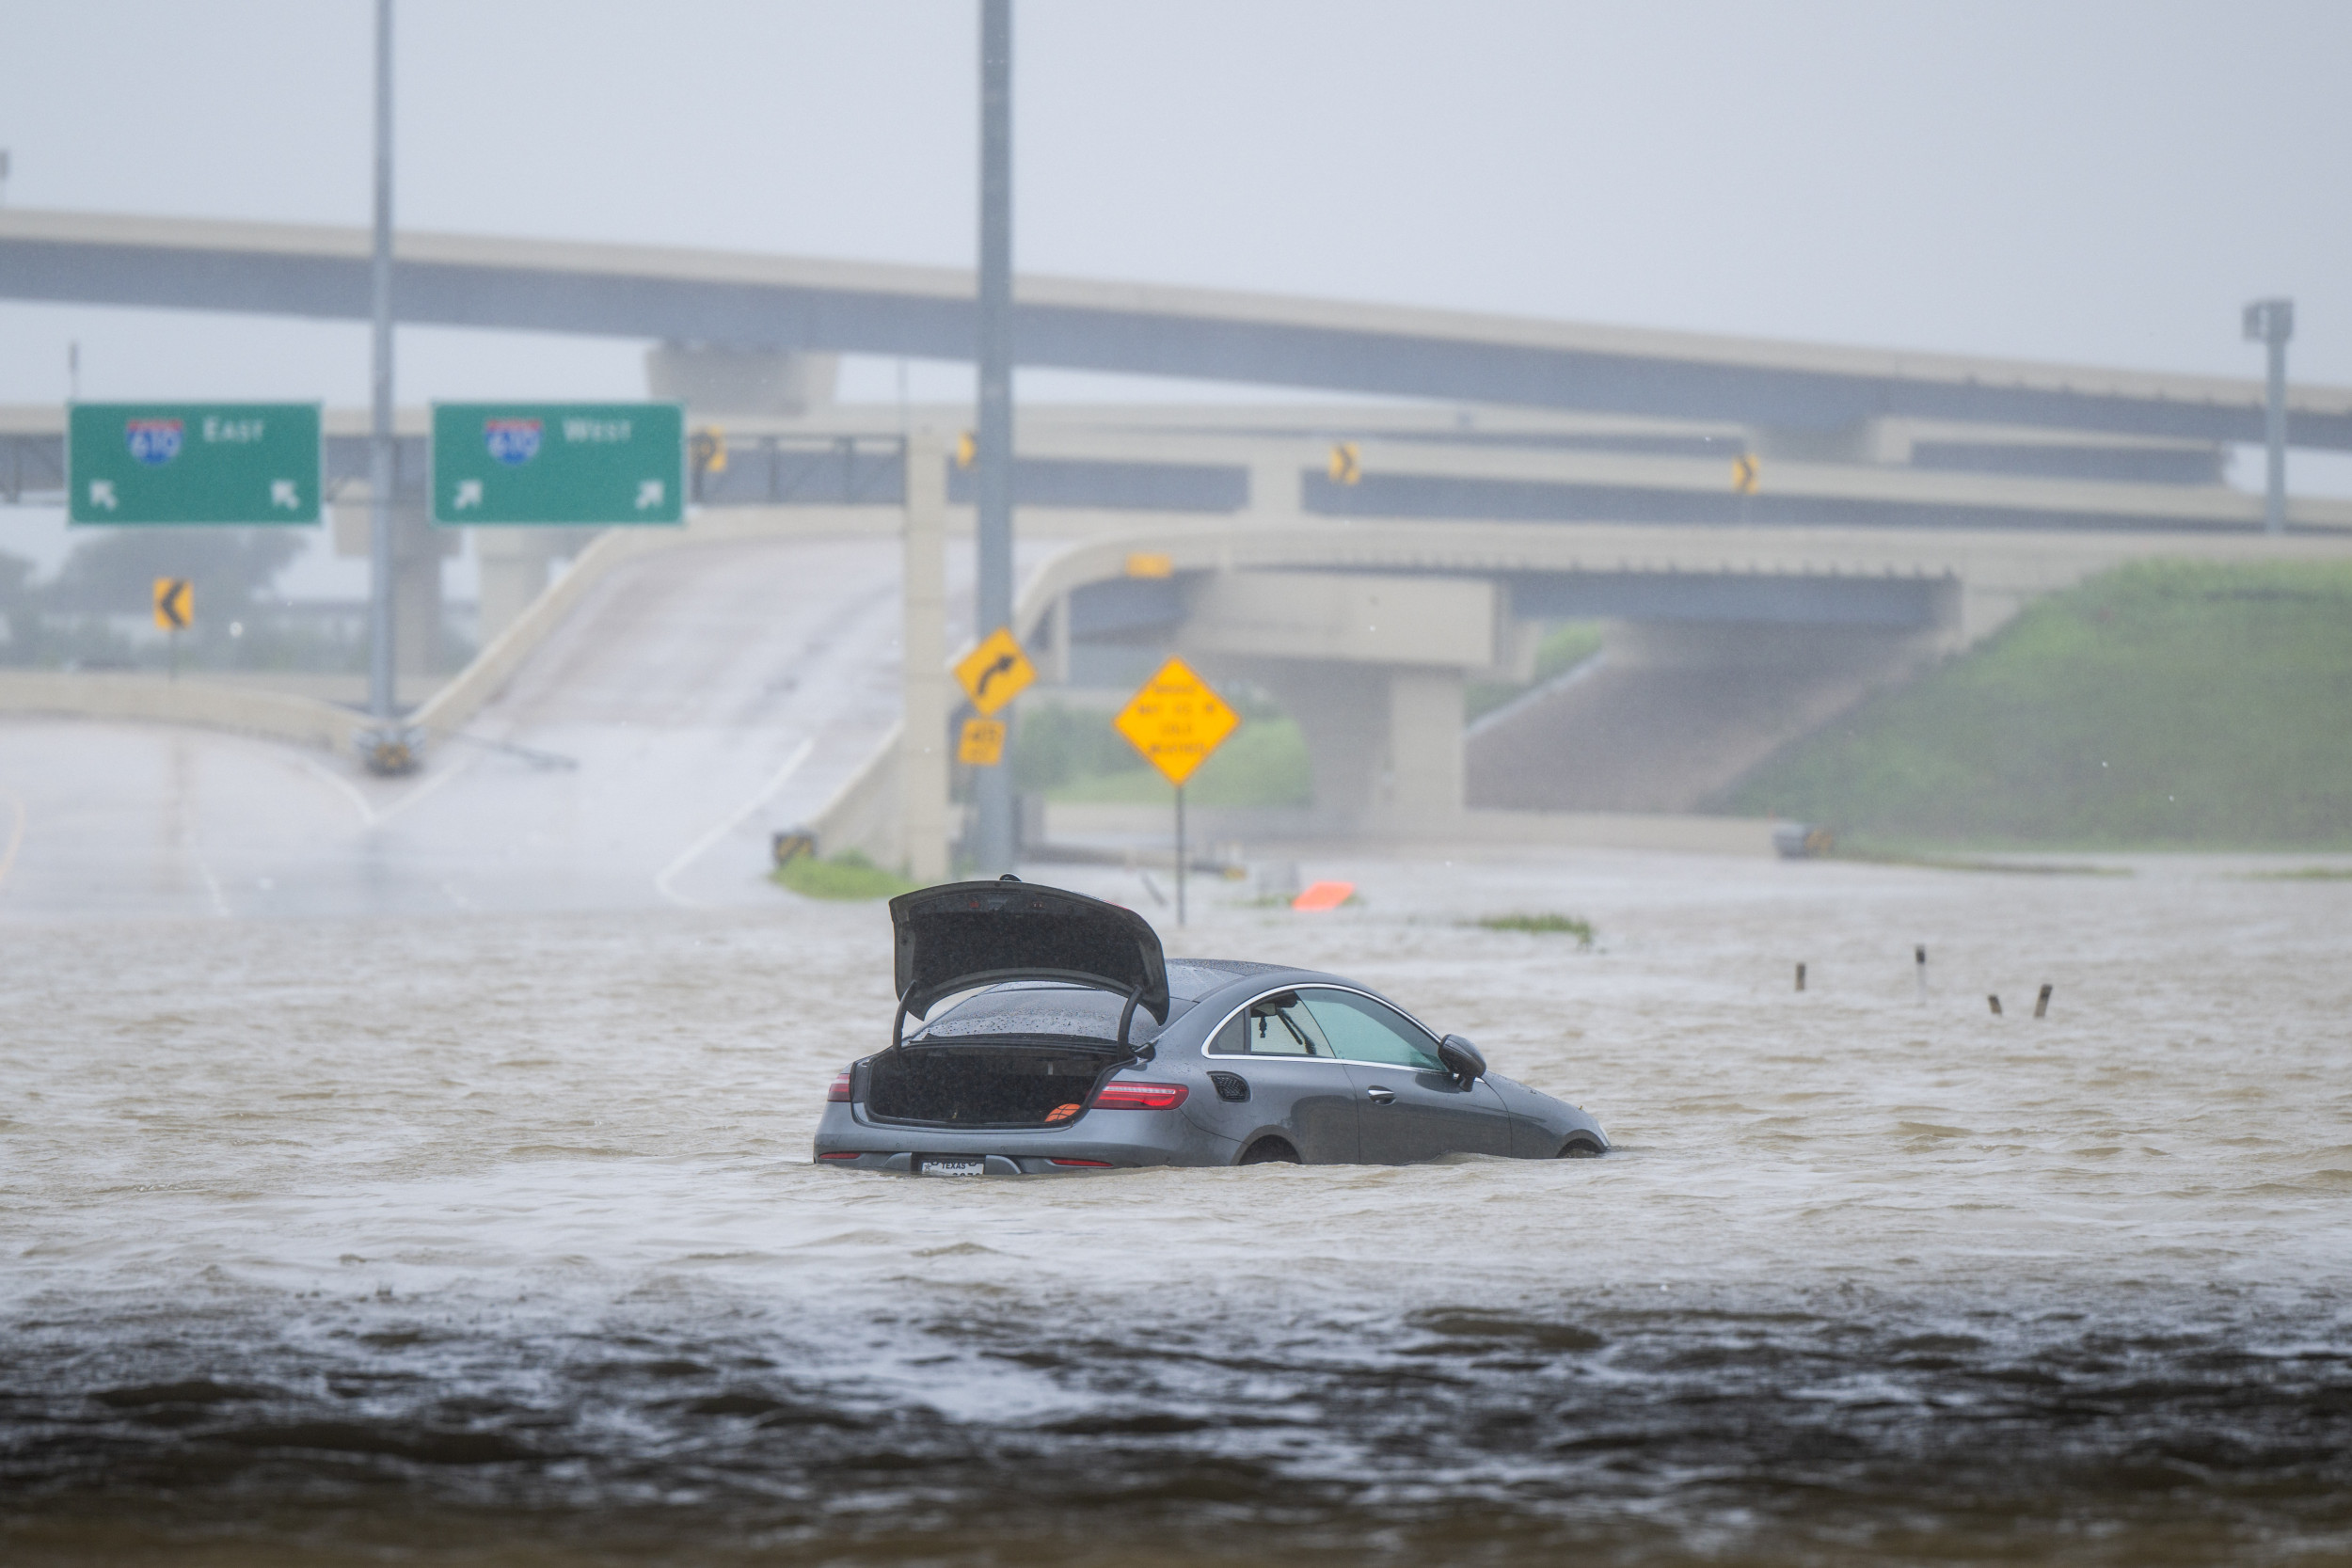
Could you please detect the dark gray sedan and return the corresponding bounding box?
[813,879,1610,1175]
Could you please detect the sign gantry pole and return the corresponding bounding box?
[972,0,1017,874]
[366,0,398,731]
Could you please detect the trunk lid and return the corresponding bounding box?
[889,879,1169,1024]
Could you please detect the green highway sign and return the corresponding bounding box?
[432,402,686,525]
[68,403,322,525]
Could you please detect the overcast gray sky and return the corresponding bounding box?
[4,0,2348,402]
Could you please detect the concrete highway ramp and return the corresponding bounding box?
[0,533,925,920]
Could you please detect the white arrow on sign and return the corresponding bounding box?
[271,480,300,510]
[88,479,118,510]
[635,479,665,510]
[453,479,484,510]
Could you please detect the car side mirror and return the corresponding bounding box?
[1438,1034,1486,1084]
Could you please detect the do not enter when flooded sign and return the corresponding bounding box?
[1114,657,1239,787]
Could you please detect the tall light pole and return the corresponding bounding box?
[2243,297,2293,536]
[367,0,399,731]
[972,0,1016,873]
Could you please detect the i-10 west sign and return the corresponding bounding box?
[432,403,685,525]
[69,403,322,525]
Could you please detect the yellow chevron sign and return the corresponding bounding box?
[152,577,192,631]
[1732,452,1760,495]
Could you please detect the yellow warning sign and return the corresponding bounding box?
[954,626,1035,717]
[1328,441,1361,485]
[1114,657,1240,787]
[1732,452,1759,495]
[691,426,727,475]
[958,717,1008,767]
[955,430,977,468]
[1124,551,1174,578]
[152,577,192,631]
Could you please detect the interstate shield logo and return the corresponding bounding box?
[124,418,184,467]
[484,418,544,467]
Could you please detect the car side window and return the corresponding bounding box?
[1214,991,1332,1056]
[1299,989,1443,1070]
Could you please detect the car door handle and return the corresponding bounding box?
[1365,1085,1396,1105]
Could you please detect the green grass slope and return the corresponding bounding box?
[1718,561,2352,849]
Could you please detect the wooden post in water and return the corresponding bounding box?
[2034,983,2053,1019]
[1988,994,2003,1015]
[1794,962,1806,992]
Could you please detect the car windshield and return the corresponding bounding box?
[910,982,1185,1047]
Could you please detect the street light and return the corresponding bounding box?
[2243,297,2293,536]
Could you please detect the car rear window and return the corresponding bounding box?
[912,982,1187,1045]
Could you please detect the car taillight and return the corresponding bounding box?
[818,1151,860,1161]
[827,1070,852,1102]
[1091,1080,1187,1110]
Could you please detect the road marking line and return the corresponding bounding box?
[655,737,816,910]
[294,756,381,827]
[373,758,471,826]
[291,754,470,829]
[0,792,25,892]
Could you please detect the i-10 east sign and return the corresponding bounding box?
[69,403,322,525]
[432,403,686,525]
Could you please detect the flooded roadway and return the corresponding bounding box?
[6,839,2350,1565]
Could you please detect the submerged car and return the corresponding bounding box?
[813,878,1609,1174]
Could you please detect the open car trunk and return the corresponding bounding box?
[869,881,1172,1129]
[865,1043,1123,1128]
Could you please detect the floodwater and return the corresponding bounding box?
[5,847,2351,1565]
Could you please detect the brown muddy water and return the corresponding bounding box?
[5,850,2350,1566]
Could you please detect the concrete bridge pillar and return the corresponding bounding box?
[1171,568,1495,832]
[898,432,951,883]
[644,342,837,417]
[475,529,572,648]
[1248,453,1306,520]
[1217,657,1465,832]
[332,491,456,678]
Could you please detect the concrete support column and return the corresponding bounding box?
[475,529,563,647]
[1042,592,1071,684]
[334,491,452,682]
[1231,658,1465,833]
[1249,453,1305,520]
[392,512,442,678]
[900,432,951,884]
[1380,668,1466,821]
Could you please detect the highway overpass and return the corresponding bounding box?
[7,207,2352,451]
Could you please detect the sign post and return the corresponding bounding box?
[1113,657,1240,926]
[431,403,686,525]
[69,404,322,525]
[952,627,1035,850]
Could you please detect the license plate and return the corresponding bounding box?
[918,1158,986,1178]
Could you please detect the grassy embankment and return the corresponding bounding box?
[1719,561,2352,850]
[1019,624,1605,808]
[771,851,917,900]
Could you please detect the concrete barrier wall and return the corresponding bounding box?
[0,670,369,752]
[808,719,905,868]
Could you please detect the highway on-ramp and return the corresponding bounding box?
[0,532,956,921]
